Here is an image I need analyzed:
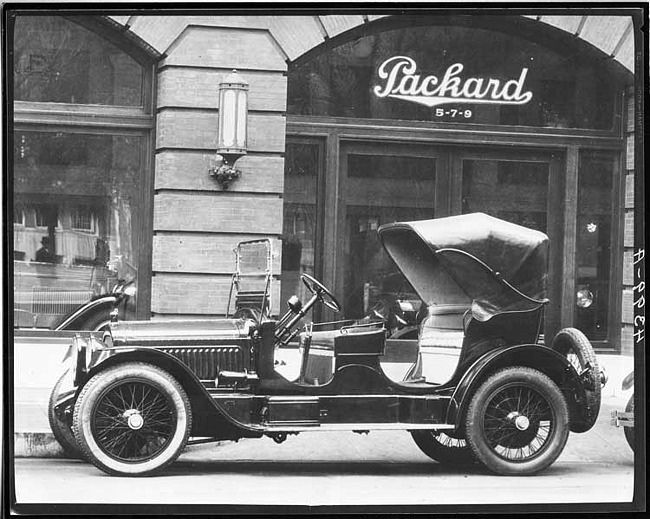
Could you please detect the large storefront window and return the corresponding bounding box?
[281,141,321,315]
[288,23,618,130]
[12,15,153,328]
[341,149,435,322]
[461,158,550,233]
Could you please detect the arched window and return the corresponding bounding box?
[12,15,155,328]
[288,22,621,130]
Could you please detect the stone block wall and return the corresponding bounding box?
[150,20,288,317]
[621,90,637,356]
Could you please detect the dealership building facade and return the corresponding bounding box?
[11,11,639,355]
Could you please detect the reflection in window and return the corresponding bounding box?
[462,159,549,233]
[13,204,25,226]
[343,154,435,328]
[281,141,320,320]
[13,130,141,328]
[575,152,614,341]
[288,22,618,130]
[14,16,144,106]
[71,206,97,233]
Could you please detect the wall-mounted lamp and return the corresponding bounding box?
[209,70,249,189]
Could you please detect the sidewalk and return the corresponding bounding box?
[12,336,635,457]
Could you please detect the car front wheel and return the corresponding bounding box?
[465,367,569,476]
[73,362,192,477]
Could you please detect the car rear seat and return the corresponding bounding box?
[417,305,467,384]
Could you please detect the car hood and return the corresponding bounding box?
[108,318,251,347]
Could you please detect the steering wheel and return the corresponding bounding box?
[301,274,341,312]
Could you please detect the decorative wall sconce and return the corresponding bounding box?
[209,69,249,189]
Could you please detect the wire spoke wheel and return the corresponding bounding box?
[92,381,176,462]
[466,367,569,475]
[73,362,191,477]
[482,385,551,461]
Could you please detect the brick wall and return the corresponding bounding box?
[621,90,635,356]
[150,20,287,317]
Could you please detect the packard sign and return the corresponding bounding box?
[373,56,533,114]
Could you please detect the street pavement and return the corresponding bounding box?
[12,396,637,509]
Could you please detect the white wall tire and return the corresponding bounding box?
[73,362,192,477]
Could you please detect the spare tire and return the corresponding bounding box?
[551,327,601,433]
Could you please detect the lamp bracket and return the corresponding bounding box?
[208,153,242,190]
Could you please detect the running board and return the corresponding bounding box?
[261,423,456,432]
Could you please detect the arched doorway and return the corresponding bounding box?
[282,16,631,350]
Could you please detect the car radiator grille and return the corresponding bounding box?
[162,347,247,380]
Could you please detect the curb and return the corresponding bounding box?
[14,433,232,458]
[14,433,67,458]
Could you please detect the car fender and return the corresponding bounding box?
[72,339,262,435]
[446,344,580,430]
[54,296,119,331]
[622,371,634,391]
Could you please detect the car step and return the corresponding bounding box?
[261,423,456,432]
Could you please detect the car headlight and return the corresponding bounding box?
[576,288,593,308]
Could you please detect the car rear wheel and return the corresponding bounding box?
[48,369,83,459]
[465,367,569,476]
[551,327,601,433]
[624,394,634,452]
[410,430,475,464]
[73,362,192,477]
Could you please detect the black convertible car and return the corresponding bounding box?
[51,213,603,477]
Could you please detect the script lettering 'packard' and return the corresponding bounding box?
[373,56,533,108]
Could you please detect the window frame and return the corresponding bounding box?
[10,14,157,320]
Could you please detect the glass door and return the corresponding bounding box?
[452,148,564,340]
[336,142,449,323]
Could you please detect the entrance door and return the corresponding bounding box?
[284,137,565,340]
[335,142,449,323]
[451,147,564,339]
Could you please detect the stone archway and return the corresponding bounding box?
[108,14,634,73]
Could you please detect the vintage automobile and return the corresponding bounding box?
[611,371,635,451]
[52,213,603,477]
